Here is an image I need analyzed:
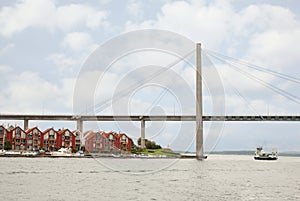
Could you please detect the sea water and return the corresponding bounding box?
[0,155,299,201]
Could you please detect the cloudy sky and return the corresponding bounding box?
[0,0,300,152]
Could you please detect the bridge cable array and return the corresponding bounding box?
[79,49,196,116]
[217,71,265,120]
[204,49,300,106]
[205,49,300,84]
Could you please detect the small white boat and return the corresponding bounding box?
[111,153,121,158]
[51,148,72,156]
[254,147,278,160]
[75,150,84,156]
[0,150,6,155]
[22,152,38,156]
[5,151,21,155]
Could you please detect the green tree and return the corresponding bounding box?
[4,141,12,150]
[72,148,78,153]
[137,137,161,149]
[80,146,85,152]
[131,140,138,153]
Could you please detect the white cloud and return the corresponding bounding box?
[0,0,54,37]
[61,32,95,52]
[47,53,78,76]
[234,4,298,37]
[0,0,108,37]
[125,1,300,66]
[0,65,13,73]
[55,4,108,30]
[0,71,75,114]
[48,32,98,76]
[0,43,15,56]
[247,29,300,68]
[47,53,77,67]
[126,0,143,21]
[125,1,234,50]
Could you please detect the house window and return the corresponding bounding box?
[65,131,70,136]
[34,130,39,137]
[15,132,20,138]
[109,135,113,140]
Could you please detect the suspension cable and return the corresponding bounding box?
[205,51,300,105]
[205,49,300,84]
[80,49,196,115]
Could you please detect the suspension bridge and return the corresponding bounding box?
[1,43,299,160]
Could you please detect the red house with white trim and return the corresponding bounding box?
[72,130,82,151]
[57,128,76,150]
[5,125,14,144]
[102,132,117,152]
[26,127,42,151]
[0,125,7,150]
[85,131,107,152]
[41,128,58,151]
[10,126,26,150]
[115,133,132,152]
[85,131,132,153]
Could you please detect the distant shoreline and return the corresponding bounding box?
[208,151,300,157]
[1,150,300,158]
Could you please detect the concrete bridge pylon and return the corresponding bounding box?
[196,43,204,160]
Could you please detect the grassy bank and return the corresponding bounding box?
[136,148,181,157]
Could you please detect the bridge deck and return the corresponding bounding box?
[0,115,299,121]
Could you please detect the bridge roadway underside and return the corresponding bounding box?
[0,115,300,122]
[2,115,299,151]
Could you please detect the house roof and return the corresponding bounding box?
[72,130,81,135]
[85,131,106,140]
[11,125,25,133]
[25,126,42,134]
[85,132,96,140]
[57,128,75,136]
[42,127,58,135]
[102,132,116,139]
[83,130,93,137]
[0,125,6,130]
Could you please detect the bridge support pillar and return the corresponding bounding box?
[141,119,146,149]
[24,119,29,131]
[196,43,204,160]
[76,119,83,132]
